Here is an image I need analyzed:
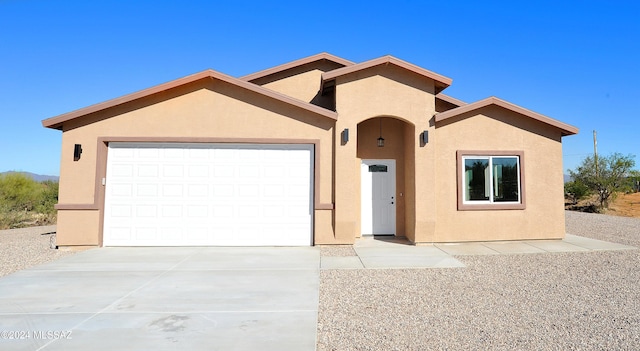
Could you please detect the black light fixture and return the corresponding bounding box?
[73,144,83,161]
[421,130,429,145]
[377,118,385,147]
[341,128,349,145]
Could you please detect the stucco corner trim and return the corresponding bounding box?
[436,97,579,136]
[54,204,100,211]
[456,150,527,211]
[315,203,335,210]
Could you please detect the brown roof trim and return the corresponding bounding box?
[321,55,453,93]
[436,93,466,107]
[239,52,355,82]
[435,96,579,136]
[42,69,338,130]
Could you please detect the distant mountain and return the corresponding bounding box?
[0,171,59,182]
[564,174,572,183]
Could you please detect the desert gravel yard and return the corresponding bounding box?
[0,225,75,278]
[1,212,639,350]
[317,211,640,350]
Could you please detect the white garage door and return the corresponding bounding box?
[103,143,314,246]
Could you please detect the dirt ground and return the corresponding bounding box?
[566,191,640,218]
[606,191,640,218]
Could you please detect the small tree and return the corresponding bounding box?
[568,153,636,209]
[564,180,590,204]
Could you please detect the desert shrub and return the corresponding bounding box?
[35,180,59,214]
[0,173,41,212]
[564,180,591,204]
[0,210,33,229]
[0,174,58,229]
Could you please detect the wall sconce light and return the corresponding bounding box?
[341,128,349,145]
[421,130,429,146]
[377,118,385,147]
[74,144,82,161]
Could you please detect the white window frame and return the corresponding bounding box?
[462,156,521,204]
[457,151,526,211]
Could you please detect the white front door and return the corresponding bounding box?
[361,159,396,235]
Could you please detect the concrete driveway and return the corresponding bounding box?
[0,247,320,351]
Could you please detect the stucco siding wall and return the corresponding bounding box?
[333,66,437,241]
[259,67,330,103]
[56,210,101,246]
[434,106,565,242]
[250,60,345,107]
[57,80,336,245]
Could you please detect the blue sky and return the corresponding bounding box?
[1,0,638,176]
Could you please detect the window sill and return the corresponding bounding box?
[458,203,526,211]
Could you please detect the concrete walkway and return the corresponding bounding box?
[0,247,320,351]
[320,234,636,269]
[0,234,635,350]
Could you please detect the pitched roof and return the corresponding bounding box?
[435,96,578,136]
[436,93,466,107]
[240,52,355,82]
[42,69,338,130]
[321,55,452,94]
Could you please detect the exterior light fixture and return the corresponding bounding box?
[421,130,429,145]
[377,118,385,147]
[73,144,83,161]
[341,128,349,145]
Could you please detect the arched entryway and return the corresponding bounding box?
[357,116,415,237]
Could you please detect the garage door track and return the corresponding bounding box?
[0,247,320,351]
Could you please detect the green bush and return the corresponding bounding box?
[0,173,40,211]
[36,180,59,214]
[564,180,591,204]
[0,173,58,229]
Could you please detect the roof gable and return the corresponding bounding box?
[240,52,355,83]
[42,69,338,130]
[435,96,578,136]
[321,55,452,94]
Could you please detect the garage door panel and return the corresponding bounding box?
[111,164,134,177]
[136,205,157,218]
[188,165,209,177]
[138,148,160,158]
[161,205,182,217]
[103,143,313,246]
[135,227,158,241]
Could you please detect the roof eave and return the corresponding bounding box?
[321,55,452,93]
[435,96,579,136]
[42,69,338,130]
[436,93,467,107]
[239,52,355,82]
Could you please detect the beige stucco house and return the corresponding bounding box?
[42,53,578,247]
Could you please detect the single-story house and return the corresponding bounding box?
[42,53,578,247]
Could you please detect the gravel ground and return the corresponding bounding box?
[320,245,358,257]
[317,211,640,350]
[0,225,76,277]
[1,213,638,349]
